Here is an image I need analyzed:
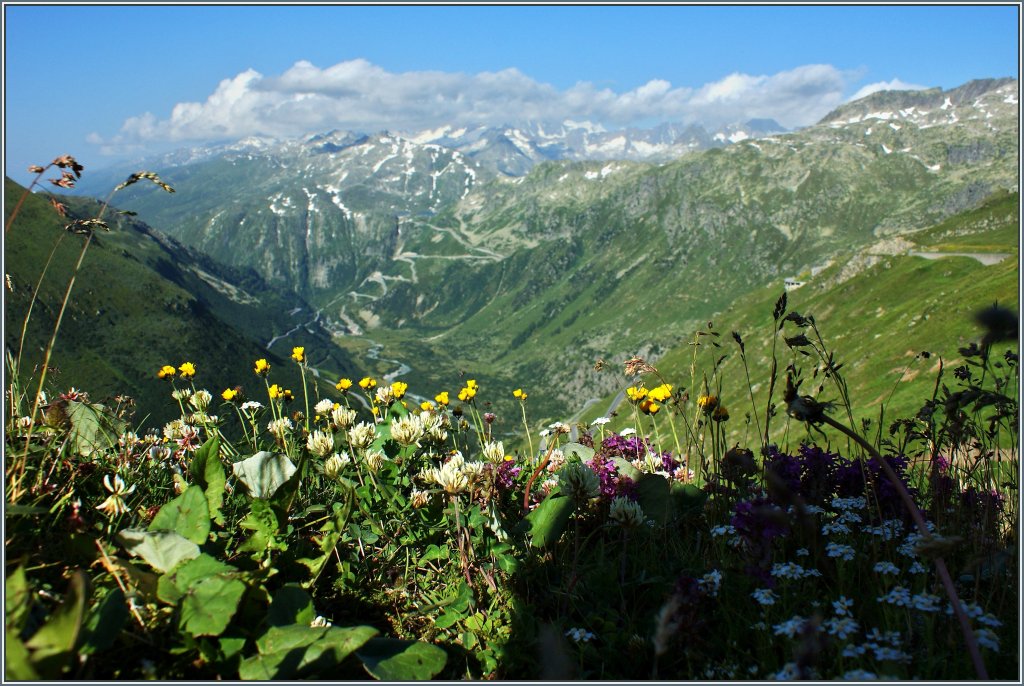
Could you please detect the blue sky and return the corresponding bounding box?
[3,4,1019,183]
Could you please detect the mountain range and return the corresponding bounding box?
[22,77,1021,431]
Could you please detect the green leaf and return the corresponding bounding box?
[611,457,642,481]
[5,563,32,632]
[117,529,200,573]
[562,442,595,462]
[636,473,671,525]
[233,451,297,499]
[357,637,448,680]
[24,570,87,678]
[267,585,315,627]
[157,553,236,605]
[79,587,128,655]
[239,624,378,680]
[670,482,708,515]
[4,628,39,680]
[190,436,226,525]
[180,575,247,637]
[520,493,575,548]
[66,401,125,457]
[149,485,211,545]
[238,499,284,554]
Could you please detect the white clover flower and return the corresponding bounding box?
[314,398,334,416]
[163,419,185,440]
[171,388,192,402]
[409,489,431,509]
[347,422,377,450]
[365,449,388,473]
[560,461,600,503]
[15,416,32,432]
[374,385,395,406]
[189,389,213,411]
[323,453,350,480]
[434,462,469,494]
[267,417,294,439]
[482,440,505,463]
[390,414,424,447]
[96,474,136,517]
[331,405,357,430]
[306,430,335,457]
[609,496,646,528]
[751,588,778,606]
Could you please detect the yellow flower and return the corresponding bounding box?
[648,383,673,402]
[712,405,730,422]
[640,399,660,416]
[336,378,353,392]
[697,394,719,414]
[178,362,196,379]
[513,388,528,400]
[254,358,271,376]
[359,377,377,390]
[458,386,476,402]
[626,386,648,402]
[435,391,449,406]
[420,400,435,412]
[291,346,305,363]
[157,365,176,379]
[466,379,478,390]
[222,388,238,402]
[283,389,294,402]
[268,384,283,400]
[391,381,409,399]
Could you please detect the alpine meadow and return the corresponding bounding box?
[4,66,1020,681]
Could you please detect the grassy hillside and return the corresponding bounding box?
[580,191,1019,450]
[4,177,358,427]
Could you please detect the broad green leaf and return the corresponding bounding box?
[149,485,211,545]
[190,436,226,525]
[5,564,32,632]
[233,452,296,499]
[562,442,595,462]
[357,637,448,680]
[66,401,124,457]
[238,499,284,554]
[157,553,236,605]
[611,457,642,481]
[239,624,378,680]
[636,473,671,525]
[671,482,708,515]
[79,587,128,655]
[4,628,39,680]
[267,584,315,627]
[24,570,87,678]
[117,529,199,573]
[520,493,575,548]
[179,575,247,637]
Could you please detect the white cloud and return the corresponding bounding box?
[91,59,863,152]
[848,78,930,102]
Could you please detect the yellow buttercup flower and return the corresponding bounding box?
[640,399,660,416]
[268,384,283,400]
[336,378,353,392]
[513,388,528,400]
[420,400,435,412]
[222,388,238,402]
[178,362,196,379]
[626,386,648,402]
[158,365,176,379]
[391,381,408,399]
[254,358,271,376]
[458,386,476,402]
[283,389,294,402]
[648,383,673,402]
[291,346,305,363]
[359,377,377,390]
[435,391,449,406]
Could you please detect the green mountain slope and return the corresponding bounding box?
[4,177,358,427]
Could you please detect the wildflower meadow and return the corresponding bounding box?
[4,158,1019,680]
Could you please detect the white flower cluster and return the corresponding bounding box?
[772,615,807,638]
[825,542,855,561]
[824,616,859,640]
[831,496,867,511]
[863,519,905,541]
[565,627,595,643]
[770,562,822,580]
[419,452,486,495]
[946,600,1003,628]
[697,569,722,597]
[751,588,778,606]
[609,496,646,528]
[872,561,900,575]
[876,586,912,607]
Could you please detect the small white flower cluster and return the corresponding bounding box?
[306,430,335,457]
[565,627,595,643]
[773,662,801,680]
[908,561,927,575]
[240,400,263,412]
[482,440,505,463]
[946,600,1003,628]
[910,591,943,612]
[609,496,647,528]
[795,547,810,557]
[832,595,854,616]
[772,615,807,638]
[873,561,900,575]
[323,453,351,480]
[863,518,905,541]
[331,405,357,430]
[267,417,293,438]
[590,417,610,426]
[347,422,376,450]
[314,398,334,415]
[710,524,736,537]
[876,586,912,607]
[825,542,855,561]
[310,615,332,628]
[751,588,779,606]
[770,562,822,580]
[698,569,722,597]
[831,495,867,511]
[975,627,1000,652]
[843,628,910,663]
[390,414,425,447]
[419,452,486,495]
[821,521,852,536]
[824,616,859,640]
